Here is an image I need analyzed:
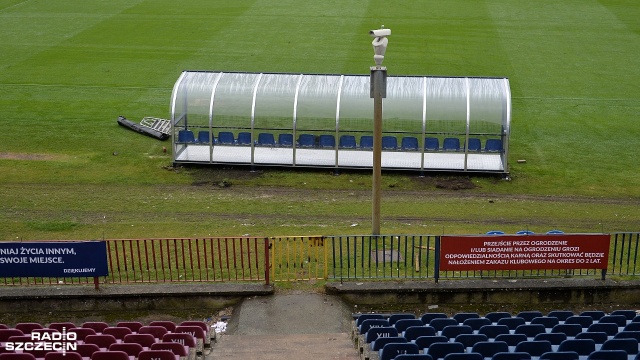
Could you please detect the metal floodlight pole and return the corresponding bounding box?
[369,26,390,236]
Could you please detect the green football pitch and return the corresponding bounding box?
[0,0,638,239]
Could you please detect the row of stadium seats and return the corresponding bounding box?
[177,130,504,152]
[352,310,640,360]
[0,320,212,360]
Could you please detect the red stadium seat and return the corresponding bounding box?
[90,350,129,360]
[81,323,109,335]
[74,344,100,358]
[115,322,143,334]
[67,328,96,342]
[0,330,24,344]
[122,334,156,349]
[14,324,43,335]
[47,323,76,333]
[150,342,188,357]
[108,342,144,358]
[137,350,176,360]
[44,352,83,360]
[84,334,117,350]
[0,354,37,360]
[138,326,168,341]
[102,327,132,342]
[149,321,177,333]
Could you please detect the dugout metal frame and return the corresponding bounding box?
[170,71,511,173]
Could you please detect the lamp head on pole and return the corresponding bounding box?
[370,25,391,68]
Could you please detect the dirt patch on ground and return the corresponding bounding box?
[0,152,63,161]
[431,176,476,190]
[189,166,264,187]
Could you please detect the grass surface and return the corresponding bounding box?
[0,0,638,240]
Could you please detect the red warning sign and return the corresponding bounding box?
[439,234,610,271]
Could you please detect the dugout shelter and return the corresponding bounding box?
[170,71,511,174]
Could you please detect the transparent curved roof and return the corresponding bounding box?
[170,71,511,173]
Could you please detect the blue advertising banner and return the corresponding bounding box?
[0,241,109,277]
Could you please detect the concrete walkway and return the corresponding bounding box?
[209,293,360,359]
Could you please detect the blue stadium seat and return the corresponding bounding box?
[485,312,512,324]
[257,133,276,146]
[486,230,506,235]
[609,310,635,320]
[365,326,398,344]
[197,131,211,143]
[471,341,509,359]
[382,136,398,150]
[564,316,594,329]
[547,310,575,321]
[429,318,459,332]
[370,336,407,352]
[394,319,424,333]
[388,314,417,326]
[421,313,448,325]
[586,350,628,360]
[551,324,584,337]
[531,316,560,329]
[414,336,449,350]
[546,230,565,235]
[514,340,553,357]
[467,138,481,152]
[492,353,532,360]
[463,318,492,331]
[600,338,639,354]
[217,131,235,145]
[484,139,503,152]
[298,134,316,148]
[623,323,640,332]
[515,324,546,339]
[441,325,473,340]
[456,334,489,350]
[318,134,336,148]
[424,137,439,151]
[557,339,596,356]
[443,137,461,151]
[453,313,481,324]
[598,315,627,328]
[401,137,419,151]
[278,133,293,147]
[237,132,252,145]
[355,313,385,327]
[426,342,465,360]
[587,323,619,336]
[478,325,510,339]
[516,230,535,235]
[442,354,483,360]
[615,330,640,341]
[178,130,196,143]
[495,334,528,351]
[404,326,436,342]
[575,331,608,344]
[534,332,567,350]
[580,311,606,321]
[395,355,434,360]
[634,316,640,323]
[360,319,391,336]
[539,351,580,360]
[360,135,373,149]
[339,135,357,149]
[379,342,420,360]
[498,317,526,330]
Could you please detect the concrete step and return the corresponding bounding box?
[209,332,360,360]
